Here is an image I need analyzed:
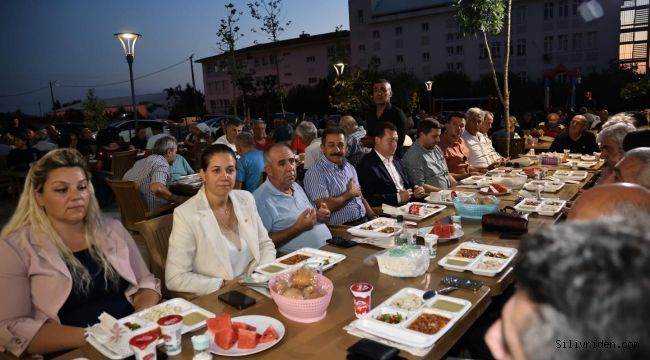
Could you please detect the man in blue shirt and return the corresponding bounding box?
[254,143,331,253]
[304,127,377,225]
[234,132,264,192]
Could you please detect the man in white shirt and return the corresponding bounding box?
[213,117,243,153]
[462,108,504,170]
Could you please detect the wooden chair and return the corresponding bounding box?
[106,179,175,234]
[136,214,197,300]
[110,149,138,180]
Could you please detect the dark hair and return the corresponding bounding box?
[374,78,391,86]
[416,119,441,136]
[321,127,346,145]
[375,122,397,139]
[225,117,243,127]
[446,112,465,124]
[623,129,650,151]
[200,143,237,171]
[515,220,650,359]
[15,131,30,142]
[58,132,77,148]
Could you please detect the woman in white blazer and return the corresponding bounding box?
[165,144,276,295]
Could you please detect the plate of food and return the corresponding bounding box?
[524,180,564,193]
[347,217,399,238]
[514,198,566,216]
[426,190,475,205]
[417,224,464,242]
[208,314,285,356]
[354,287,471,348]
[269,248,346,272]
[552,170,587,181]
[460,175,490,185]
[438,243,518,277]
[396,202,446,221]
[479,183,511,196]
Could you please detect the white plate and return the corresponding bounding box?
[208,315,285,356]
[581,155,596,161]
[438,243,518,277]
[460,175,489,185]
[417,224,464,242]
[523,180,565,193]
[514,198,566,216]
[479,187,511,196]
[396,202,446,221]
[347,217,398,238]
[425,190,475,205]
[552,170,587,181]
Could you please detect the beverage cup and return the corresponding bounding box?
[451,216,461,226]
[129,331,159,360]
[424,234,438,258]
[350,283,373,318]
[157,314,184,356]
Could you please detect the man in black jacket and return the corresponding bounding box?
[357,122,425,207]
[549,115,598,154]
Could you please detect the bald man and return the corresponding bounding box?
[567,183,650,221]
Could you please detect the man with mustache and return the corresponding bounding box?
[254,143,331,253]
[303,128,377,226]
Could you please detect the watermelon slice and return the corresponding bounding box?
[259,325,279,343]
[237,328,259,349]
[232,321,256,333]
[432,224,454,238]
[214,327,237,350]
[207,314,232,334]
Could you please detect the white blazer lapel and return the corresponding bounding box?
[196,189,234,279]
[230,192,260,263]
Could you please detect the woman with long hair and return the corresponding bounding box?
[165,144,276,295]
[0,149,160,357]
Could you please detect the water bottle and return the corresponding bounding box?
[394,215,408,246]
[191,334,212,360]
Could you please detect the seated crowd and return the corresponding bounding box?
[1,93,650,359]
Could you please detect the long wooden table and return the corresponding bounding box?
[49,165,596,360]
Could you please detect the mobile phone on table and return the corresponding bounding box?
[327,236,358,248]
[218,290,256,310]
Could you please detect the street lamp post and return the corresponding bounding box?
[115,32,141,127]
[425,80,433,114]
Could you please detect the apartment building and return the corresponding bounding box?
[197,31,350,114]
[348,0,622,82]
[619,0,650,74]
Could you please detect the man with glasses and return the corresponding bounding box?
[303,128,376,225]
[254,143,331,253]
[363,79,407,157]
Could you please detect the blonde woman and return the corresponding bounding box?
[0,149,160,357]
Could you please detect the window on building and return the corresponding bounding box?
[455,32,462,40]
[479,44,488,59]
[327,47,335,57]
[456,45,464,55]
[446,46,454,56]
[358,44,366,52]
[446,33,454,42]
[558,0,568,17]
[544,2,554,20]
[395,26,403,36]
[515,6,526,25]
[422,52,431,61]
[357,9,364,24]
[571,33,583,51]
[254,58,260,67]
[544,36,554,53]
[396,55,404,63]
[456,62,464,71]
[491,41,501,58]
[270,55,276,64]
[308,77,318,84]
[447,63,455,71]
[371,56,381,66]
[373,30,380,39]
[421,23,429,32]
[284,72,293,77]
[210,100,216,112]
[306,56,316,63]
[572,0,579,15]
[558,34,568,51]
[517,39,527,56]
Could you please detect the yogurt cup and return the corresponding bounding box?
[350,283,373,318]
[129,331,159,360]
[157,314,184,356]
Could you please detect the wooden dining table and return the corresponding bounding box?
[48,165,597,360]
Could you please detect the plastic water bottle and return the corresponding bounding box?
[394,215,408,246]
[191,334,212,360]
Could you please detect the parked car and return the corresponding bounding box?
[95,119,180,144]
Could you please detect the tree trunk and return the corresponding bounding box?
[504,0,512,158]
[274,51,285,116]
[230,50,239,117]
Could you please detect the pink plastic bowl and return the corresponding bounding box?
[268,273,334,323]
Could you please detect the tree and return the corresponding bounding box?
[248,0,291,115]
[83,89,107,131]
[454,0,513,155]
[216,3,244,116]
[165,84,206,120]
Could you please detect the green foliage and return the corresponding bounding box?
[165,84,205,120]
[454,0,506,36]
[247,0,291,43]
[216,3,244,115]
[83,89,107,131]
[621,75,650,101]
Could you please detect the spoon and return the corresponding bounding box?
[422,286,457,300]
